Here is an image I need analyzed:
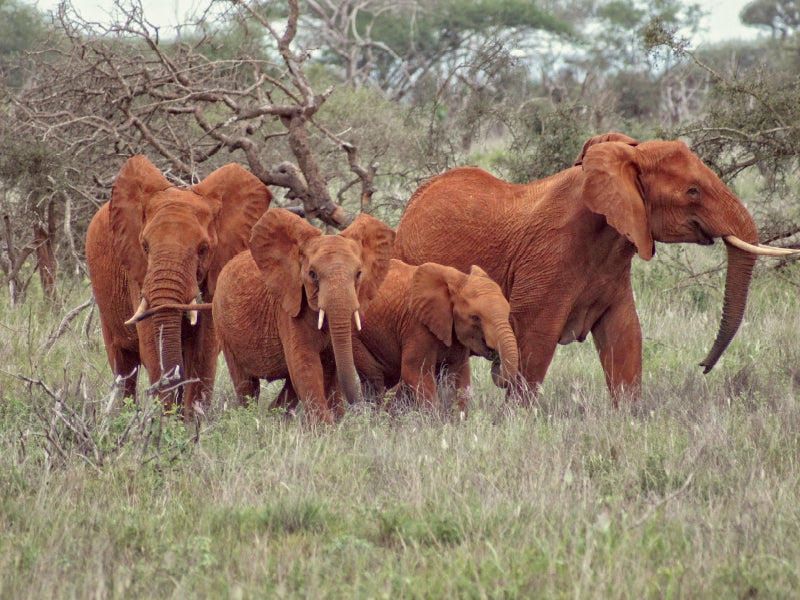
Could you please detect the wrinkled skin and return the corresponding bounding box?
[213,208,395,425]
[394,133,767,404]
[353,259,521,416]
[85,155,271,416]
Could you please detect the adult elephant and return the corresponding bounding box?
[393,133,797,404]
[212,208,395,425]
[353,260,520,416]
[85,155,271,416]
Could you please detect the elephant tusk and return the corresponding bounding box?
[354,310,362,331]
[724,235,800,256]
[318,308,325,330]
[188,299,198,326]
[124,297,149,326]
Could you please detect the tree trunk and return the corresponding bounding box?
[34,200,58,302]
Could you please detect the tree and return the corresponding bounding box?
[741,0,800,39]
[0,0,49,89]
[1,0,423,303]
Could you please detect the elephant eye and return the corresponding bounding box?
[355,270,362,282]
[687,186,701,199]
[309,269,318,283]
[470,314,481,324]
[141,240,149,254]
[198,243,209,259]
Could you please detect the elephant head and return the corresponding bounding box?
[410,263,520,388]
[111,155,271,396]
[249,208,395,405]
[580,139,795,373]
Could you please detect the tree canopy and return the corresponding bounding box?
[0,0,798,303]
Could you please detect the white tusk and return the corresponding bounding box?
[188,298,198,326]
[354,310,362,331]
[124,297,148,326]
[724,235,800,256]
[318,308,325,330]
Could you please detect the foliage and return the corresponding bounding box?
[740,0,800,38]
[0,0,49,88]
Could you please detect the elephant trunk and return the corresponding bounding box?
[490,321,521,389]
[699,202,759,374]
[320,277,362,406]
[699,243,757,373]
[327,307,362,405]
[151,311,185,386]
[141,249,199,401]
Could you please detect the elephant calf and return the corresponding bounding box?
[212,208,395,425]
[353,259,520,415]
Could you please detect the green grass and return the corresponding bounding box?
[2,251,800,598]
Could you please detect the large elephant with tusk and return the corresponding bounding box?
[393,133,798,405]
[211,208,395,425]
[85,155,272,417]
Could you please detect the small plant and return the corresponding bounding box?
[24,374,197,472]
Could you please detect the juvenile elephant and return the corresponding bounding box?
[353,259,520,415]
[394,133,797,404]
[212,208,395,425]
[85,155,271,416]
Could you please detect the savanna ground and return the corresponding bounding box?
[2,241,800,599]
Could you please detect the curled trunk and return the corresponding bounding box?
[490,322,521,388]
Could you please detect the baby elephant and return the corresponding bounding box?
[212,208,394,425]
[353,259,521,415]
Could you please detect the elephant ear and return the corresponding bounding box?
[410,263,466,347]
[192,163,272,298]
[250,208,321,317]
[469,264,492,280]
[581,142,654,261]
[109,155,172,285]
[573,132,639,166]
[340,214,396,308]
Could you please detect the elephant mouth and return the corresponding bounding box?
[694,222,714,246]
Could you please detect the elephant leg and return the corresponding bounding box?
[508,301,562,405]
[221,346,260,406]
[270,380,299,413]
[97,316,140,398]
[322,364,347,420]
[514,332,558,405]
[182,318,219,416]
[285,346,334,425]
[452,360,471,419]
[110,345,140,399]
[352,338,387,401]
[400,348,440,411]
[591,293,642,405]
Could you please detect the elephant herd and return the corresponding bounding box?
[85,133,797,424]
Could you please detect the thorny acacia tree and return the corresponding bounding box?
[1,0,396,303]
[0,0,396,300]
[10,0,377,226]
[3,0,575,304]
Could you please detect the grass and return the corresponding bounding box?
[2,251,800,598]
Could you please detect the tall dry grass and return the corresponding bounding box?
[1,248,799,599]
